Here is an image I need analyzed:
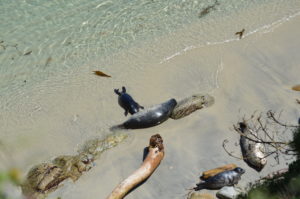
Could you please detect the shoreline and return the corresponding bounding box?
[0,5,300,199]
[47,15,300,199]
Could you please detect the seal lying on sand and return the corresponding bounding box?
[114,86,144,116]
[239,122,267,172]
[194,167,245,190]
[170,94,214,120]
[114,99,177,129]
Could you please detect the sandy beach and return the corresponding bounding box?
[0,3,300,199]
[41,14,300,199]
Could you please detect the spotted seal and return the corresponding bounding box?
[114,86,144,116]
[194,167,245,190]
[114,98,177,129]
[239,122,267,172]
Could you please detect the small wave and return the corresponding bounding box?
[159,11,300,64]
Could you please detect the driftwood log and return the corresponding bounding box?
[200,164,237,180]
[106,134,164,199]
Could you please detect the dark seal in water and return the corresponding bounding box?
[194,167,245,190]
[117,98,177,129]
[114,86,144,116]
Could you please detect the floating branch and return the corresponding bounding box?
[93,70,111,77]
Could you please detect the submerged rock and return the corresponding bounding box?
[79,133,128,158]
[22,133,127,199]
[170,94,214,120]
[22,163,66,199]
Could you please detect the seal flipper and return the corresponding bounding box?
[122,86,126,93]
[114,89,121,96]
[138,103,144,109]
[194,183,205,191]
[124,110,128,116]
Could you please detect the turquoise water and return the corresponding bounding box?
[1,0,300,98]
[0,1,300,198]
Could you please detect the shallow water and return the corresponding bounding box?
[0,0,300,198]
[1,0,300,96]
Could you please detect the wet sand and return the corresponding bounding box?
[1,11,300,199]
[43,15,300,199]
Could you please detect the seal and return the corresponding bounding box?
[114,86,144,116]
[194,167,245,190]
[239,122,267,172]
[170,94,214,120]
[115,98,177,129]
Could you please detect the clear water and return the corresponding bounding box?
[1,0,300,98]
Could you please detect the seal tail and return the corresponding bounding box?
[110,124,126,132]
[193,183,205,191]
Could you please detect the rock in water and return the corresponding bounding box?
[22,133,127,199]
[170,94,214,120]
[239,122,267,171]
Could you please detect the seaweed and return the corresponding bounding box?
[93,70,111,77]
[235,29,245,39]
[45,57,52,67]
[198,0,220,18]
[22,133,127,199]
[24,50,32,56]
